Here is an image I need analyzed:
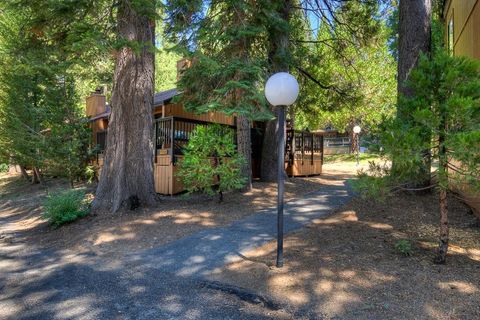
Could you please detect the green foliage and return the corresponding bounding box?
[295,10,396,135]
[42,189,90,228]
[390,52,480,189]
[352,161,390,200]
[177,125,246,200]
[165,0,272,120]
[0,163,8,172]
[155,12,181,92]
[357,51,480,198]
[395,239,413,256]
[0,2,106,182]
[84,165,96,184]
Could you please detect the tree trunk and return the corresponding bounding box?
[236,115,252,191]
[32,167,43,185]
[435,188,449,264]
[395,0,432,187]
[93,0,157,213]
[397,0,432,100]
[261,0,291,182]
[434,108,449,264]
[20,166,29,181]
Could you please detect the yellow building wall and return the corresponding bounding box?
[444,0,480,217]
[444,0,480,59]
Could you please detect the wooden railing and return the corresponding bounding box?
[286,129,324,165]
[154,117,236,164]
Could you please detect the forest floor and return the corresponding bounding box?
[208,188,480,319]
[0,159,360,259]
[1,156,479,319]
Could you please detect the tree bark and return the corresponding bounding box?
[434,106,449,264]
[397,0,432,100]
[32,167,43,185]
[93,0,157,213]
[261,0,291,182]
[435,188,449,264]
[395,0,432,187]
[236,115,252,191]
[20,166,29,181]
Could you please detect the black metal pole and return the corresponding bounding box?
[277,106,285,268]
[356,133,360,166]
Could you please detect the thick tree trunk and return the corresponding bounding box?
[395,0,432,187]
[236,115,252,191]
[397,0,432,100]
[261,108,282,181]
[261,0,291,182]
[93,0,157,213]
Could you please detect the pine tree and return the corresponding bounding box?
[165,0,273,189]
[394,0,432,186]
[93,0,158,212]
[0,3,95,185]
[1,0,158,211]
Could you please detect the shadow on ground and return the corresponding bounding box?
[208,192,480,319]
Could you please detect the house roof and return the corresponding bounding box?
[88,105,111,121]
[154,88,178,106]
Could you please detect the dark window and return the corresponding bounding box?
[96,131,107,151]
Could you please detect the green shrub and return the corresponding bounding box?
[177,124,246,201]
[395,239,413,256]
[0,163,8,173]
[42,189,90,228]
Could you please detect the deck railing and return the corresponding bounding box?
[286,129,324,165]
[154,116,235,164]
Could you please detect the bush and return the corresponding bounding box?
[177,124,246,201]
[395,239,413,256]
[42,189,90,228]
[0,163,8,173]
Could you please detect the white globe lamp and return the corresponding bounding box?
[353,125,361,166]
[264,72,299,269]
[264,72,299,106]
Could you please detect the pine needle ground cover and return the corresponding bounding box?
[209,192,480,319]
[0,169,341,257]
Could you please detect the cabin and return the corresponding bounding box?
[444,0,480,59]
[443,0,480,216]
[86,65,324,195]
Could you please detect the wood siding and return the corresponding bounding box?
[286,154,323,177]
[155,103,235,126]
[444,0,480,59]
[444,0,480,217]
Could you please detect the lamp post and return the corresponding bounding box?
[353,125,361,166]
[264,72,299,268]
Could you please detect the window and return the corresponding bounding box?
[448,15,454,56]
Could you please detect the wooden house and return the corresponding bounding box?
[443,0,480,216]
[87,81,324,195]
[444,0,480,59]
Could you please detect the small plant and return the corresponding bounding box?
[84,165,96,183]
[395,239,413,256]
[42,189,90,228]
[177,124,247,202]
[0,163,8,173]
